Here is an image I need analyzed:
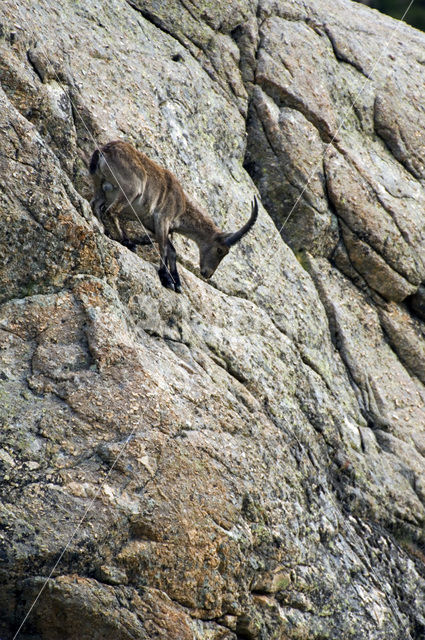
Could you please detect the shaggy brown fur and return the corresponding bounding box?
[90,140,258,292]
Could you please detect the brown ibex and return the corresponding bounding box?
[89,140,258,292]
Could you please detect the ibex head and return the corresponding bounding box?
[199,197,259,279]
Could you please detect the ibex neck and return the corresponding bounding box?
[178,199,221,245]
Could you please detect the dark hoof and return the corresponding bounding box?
[139,234,155,246]
[160,278,175,291]
[123,239,137,252]
[170,272,182,293]
[159,269,175,290]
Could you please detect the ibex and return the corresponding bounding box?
[89,140,258,292]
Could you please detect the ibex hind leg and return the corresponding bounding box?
[91,194,106,219]
[121,232,154,253]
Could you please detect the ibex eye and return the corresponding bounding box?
[217,247,224,256]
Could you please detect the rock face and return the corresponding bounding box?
[1,1,425,638]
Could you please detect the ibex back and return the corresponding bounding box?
[89,140,258,292]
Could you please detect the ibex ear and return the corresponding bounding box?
[220,232,235,247]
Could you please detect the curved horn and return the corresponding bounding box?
[224,196,259,247]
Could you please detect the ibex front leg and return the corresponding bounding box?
[155,216,176,290]
[167,239,182,293]
[104,192,136,251]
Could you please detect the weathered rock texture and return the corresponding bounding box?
[1,1,425,638]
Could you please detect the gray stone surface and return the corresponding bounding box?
[1,1,425,639]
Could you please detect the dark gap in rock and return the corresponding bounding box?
[405,285,425,322]
[26,49,44,83]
